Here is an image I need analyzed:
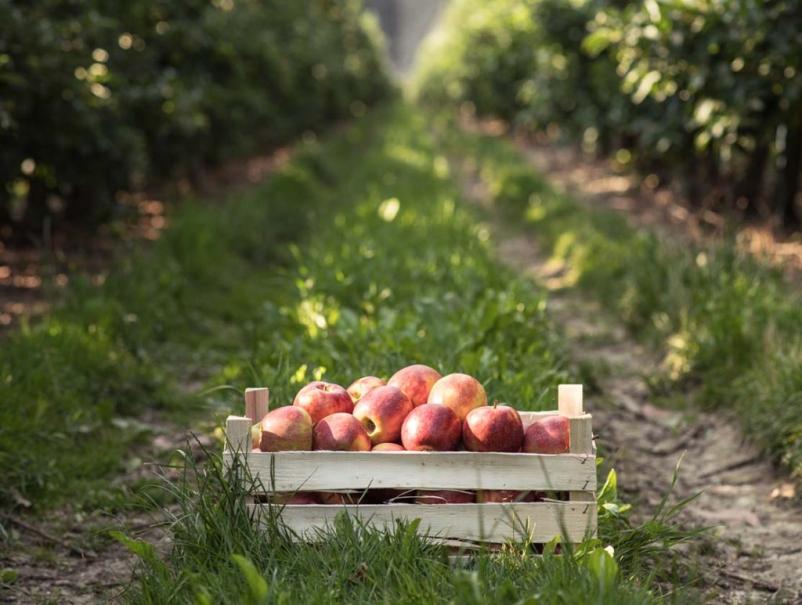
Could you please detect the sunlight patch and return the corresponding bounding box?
[378,197,400,222]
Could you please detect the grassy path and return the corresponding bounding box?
[445,124,802,602]
[3,103,707,602]
[439,120,802,480]
[459,180,802,602]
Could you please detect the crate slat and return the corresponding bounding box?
[225,450,596,492]
[225,415,252,453]
[249,502,596,544]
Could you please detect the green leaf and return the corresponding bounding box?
[108,530,159,565]
[0,568,19,584]
[582,29,614,57]
[585,546,619,591]
[231,554,269,605]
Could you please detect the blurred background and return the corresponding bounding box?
[2,0,800,244]
[2,5,802,600]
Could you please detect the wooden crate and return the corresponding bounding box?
[224,384,596,547]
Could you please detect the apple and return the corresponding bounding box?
[523,415,570,454]
[258,406,313,452]
[428,373,487,420]
[293,381,353,424]
[313,413,372,451]
[416,490,475,504]
[477,490,534,503]
[372,442,405,452]
[347,376,386,403]
[388,364,441,407]
[400,404,461,451]
[320,492,359,505]
[353,385,414,445]
[270,492,322,505]
[463,404,523,453]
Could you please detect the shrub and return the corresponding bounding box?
[0,0,391,235]
[416,0,802,227]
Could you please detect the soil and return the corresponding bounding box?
[455,155,802,602]
[0,146,290,338]
[514,131,802,279]
[0,417,215,604]
[0,145,292,603]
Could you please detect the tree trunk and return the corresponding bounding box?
[736,140,769,217]
[778,119,802,229]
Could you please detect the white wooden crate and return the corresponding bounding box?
[224,384,597,547]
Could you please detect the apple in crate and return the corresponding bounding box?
[270,492,322,505]
[320,492,359,505]
[401,404,461,451]
[477,490,537,503]
[372,442,405,452]
[347,376,386,403]
[313,413,372,451]
[353,385,414,445]
[258,406,313,452]
[293,381,353,424]
[463,404,523,453]
[428,373,487,420]
[388,364,441,407]
[416,490,475,504]
[523,415,570,454]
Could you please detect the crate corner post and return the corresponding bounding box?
[244,387,270,422]
[558,384,597,537]
[225,415,253,454]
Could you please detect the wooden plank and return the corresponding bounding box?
[226,450,596,492]
[244,388,270,423]
[250,502,596,544]
[555,385,595,515]
[519,410,559,430]
[568,415,596,517]
[557,384,583,417]
[225,415,252,453]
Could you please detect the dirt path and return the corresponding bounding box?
[0,416,215,603]
[456,160,802,602]
[513,132,802,279]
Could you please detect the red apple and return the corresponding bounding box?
[320,492,359,505]
[347,376,386,403]
[353,385,414,445]
[477,490,534,503]
[523,415,570,454]
[388,364,442,407]
[416,490,475,504]
[258,406,313,452]
[428,373,487,420]
[463,404,523,452]
[293,381,353,424]
[313,413,372,451]
[270,492,322,505]
[400,404,461,451]
[372,442,405,452]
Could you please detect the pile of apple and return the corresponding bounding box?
[254,364,570,505]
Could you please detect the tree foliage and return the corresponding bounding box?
[416,0,802,227]
[0,0,391,234]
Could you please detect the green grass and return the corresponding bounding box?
[118,104,700,603]
[438,121,802,479]
[120,447,698,604]
[0,127,335,509]
[2,102,703,601]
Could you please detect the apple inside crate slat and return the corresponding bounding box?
[226,449,595,492]
[247,502,594,545]
[223,383,597,546]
